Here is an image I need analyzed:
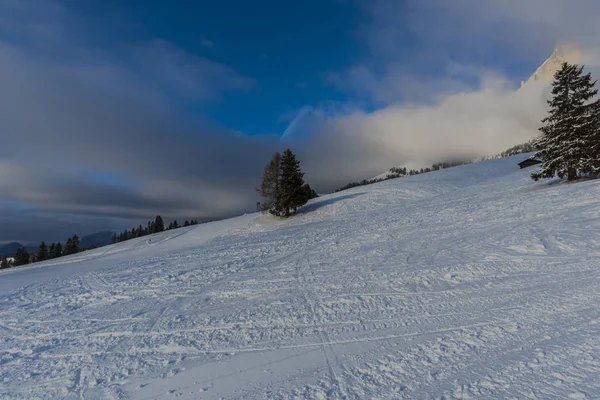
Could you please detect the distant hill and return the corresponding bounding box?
[80,231,114,249]
[0,242,36,257]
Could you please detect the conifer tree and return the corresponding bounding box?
[65,238,73,254]
[14,248,30,266]
[276,149,308,217]
[184,220,190,227]
[64,235,80,255]
[172,220,179,229]
[257,152,281,213]
[54,242,63,258]
[49,243,56,259]
[0,257,8,269]
[533,62,600,181]
[37,241,49,262]
[153,216,164,233]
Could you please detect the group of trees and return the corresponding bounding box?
[532,62,600,181]
[335,160,472,193]
[257,149,317,217]
[110,215,200,244]
[1,214,204,270]
[0,234,81,269]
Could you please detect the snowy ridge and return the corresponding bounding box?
[520,43,581,89]
[1,154,600,399]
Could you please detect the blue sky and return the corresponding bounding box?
[64,0,361,136]
[1,0,598,244]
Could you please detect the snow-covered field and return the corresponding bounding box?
[1,154,600,399]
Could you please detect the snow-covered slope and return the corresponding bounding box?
[1,154,600,399]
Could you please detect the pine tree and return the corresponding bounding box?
[302,184,318,201]
[184,220,190,227]
[154,216,164,233]
[37,241,49,262]
[172,220,179,229]
[533,62,600,181]
[14,248,30,266]
[54,242,63,258]
[257,152,282,213]
[0,257,8,269]
[64,235,80,255]
[65,238,73,254]
[276,149,308,217]
[49,243,56,259]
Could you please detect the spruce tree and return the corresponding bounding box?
[65,238,73,254]
[184,220,190,227]
[14,248,29,266]
[73,235,80,251]
[533,62,600,181]
[54,242,63,258]
[49,243,56,259]
[37,241,49,262]
[154,216,164,233]
[277,149,308,217]
[0,257,8,269]
[257,152,281,213]
[64,235,80,255]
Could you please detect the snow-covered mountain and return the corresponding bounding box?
[1,154,599,399]
[520,42,581,89]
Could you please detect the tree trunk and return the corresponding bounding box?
[568,168,577,181]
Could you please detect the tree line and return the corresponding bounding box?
[335,159,472,193]
[257,149,317,217]
[1,234,82,269]
[1,215,201,270]
[110,215,200,244]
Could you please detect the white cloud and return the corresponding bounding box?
[311,0,600,187]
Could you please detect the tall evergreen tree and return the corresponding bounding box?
[276,149,308,217]
[37,241,49,262]
[64,235,80,255]
[532,62,600,181]
[184,220,190,227]
[0,257,8,269]
[172,220,179,229]
[257,152,282,212]
[65,238,73,254]
[14,248,30,266]
[54,242,63,258]
[49,243,56,259]
[154,216,164,233]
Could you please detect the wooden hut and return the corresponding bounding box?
[518,156,542,169]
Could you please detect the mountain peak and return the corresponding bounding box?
[520,42,581,89]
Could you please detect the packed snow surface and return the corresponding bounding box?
[1,154,600,399]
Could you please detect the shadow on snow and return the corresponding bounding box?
[298,192,366,214]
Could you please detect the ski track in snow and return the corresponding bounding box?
[1,154,600,399]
